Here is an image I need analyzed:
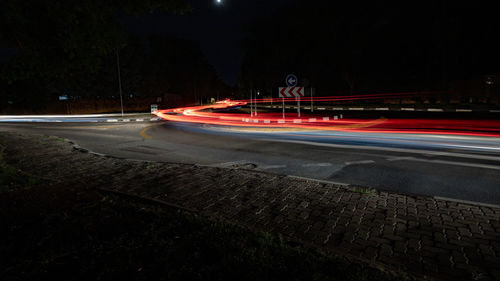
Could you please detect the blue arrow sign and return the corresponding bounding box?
[286,74,298,87]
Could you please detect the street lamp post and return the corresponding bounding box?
[116,48,124,117]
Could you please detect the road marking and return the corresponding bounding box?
[387,156,414,161]
[308,118,317,122]
[302,163,332,167]
[376,108,389,111]
[456,109,472,112]
[401,108,415,111]
[490,110,500,113]
[428,108,444,112]
[345,160,375,166]
[388,156,500,170]
[140,125,156,139]
[318,107,326,110]
[260,139,500,162]
[349,108,364,111]
[107,119,118,122]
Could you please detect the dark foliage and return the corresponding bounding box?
[238,1,500,96]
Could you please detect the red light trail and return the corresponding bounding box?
[155,97,500,138]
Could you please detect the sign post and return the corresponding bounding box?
[282,97,285,119]
[298,96,300,118]
[311,88,314,112]
[279,86,305,119]
[151,104,158,114]
[285,74,299,118]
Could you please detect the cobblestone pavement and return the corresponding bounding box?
[1,132,500,280]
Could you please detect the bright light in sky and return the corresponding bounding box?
[216,0,222,4]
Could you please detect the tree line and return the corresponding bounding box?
[0,0,228,112]
[237,0,500,100]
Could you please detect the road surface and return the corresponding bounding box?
[1,119,499,205]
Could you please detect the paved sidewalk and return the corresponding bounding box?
[1,132,499,280]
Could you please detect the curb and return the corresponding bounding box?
[263,105,500,113]
[65,138,500,210]
[104,117,162,123]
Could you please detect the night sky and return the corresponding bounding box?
[0,0,289,85]
[121,0,289,86]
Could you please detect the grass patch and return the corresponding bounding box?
[0,186,415,281]
[0,145,40,192]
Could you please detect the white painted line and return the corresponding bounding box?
[332,107,344,110]
[0,113,152,118]
[428,108,444,112]
[376,108,389,111]
[433,196,500,209]
[318,107,326,110]
[150,118,159,121]
[323,117,330,121]
[387,156,414,162]
[136,118,144,122]
[278,120,285,124]
[345,160,375,166]
[401,108,415,111]
[349,108,364,111]
[392,157,500,171]
[253,119,259,123]
[264,120,271,124]
[122,119,130,122]
[456,109,472,112]
[308,118,317,122]
[107,119,118,122]
[259,139,500,162]
[304,107,311,110]
[490,110,500,113]
[293,119,302,123]
[302,163,332,167]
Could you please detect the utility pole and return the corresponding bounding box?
[116,48,124,117]
[250,89,253,117]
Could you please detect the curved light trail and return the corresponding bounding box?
[155,98,500,138]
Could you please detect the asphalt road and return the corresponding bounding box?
[1,120,500,205]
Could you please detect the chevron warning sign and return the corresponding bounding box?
[279,87,305,98]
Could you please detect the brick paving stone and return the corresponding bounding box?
[2,132,500,281]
